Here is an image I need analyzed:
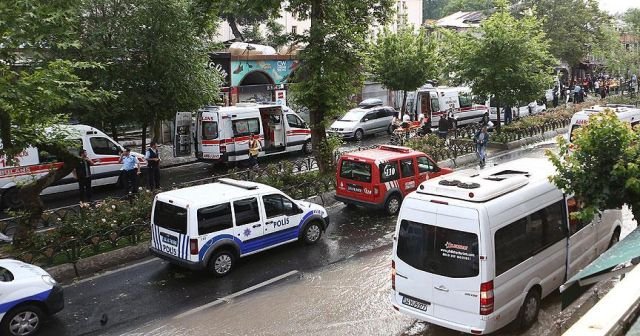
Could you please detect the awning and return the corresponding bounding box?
[560,226,640,309]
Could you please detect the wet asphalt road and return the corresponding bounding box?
[37,141,570,336]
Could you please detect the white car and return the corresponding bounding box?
[0,259,64,336]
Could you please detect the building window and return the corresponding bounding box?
[291,26,297,34]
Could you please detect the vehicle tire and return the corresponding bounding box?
[208,249,236,277]
[608,227,621,249]
[387,124,394,135]
[2,188,22,209]
[1,304,44,336]
[384,194,402,216]
[302,139,313,155]
[354,129,364,142]
[344,202,357,209]
[301,221,323,245]
[516,288,541,330]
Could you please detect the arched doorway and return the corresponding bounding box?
[238,71,275,103]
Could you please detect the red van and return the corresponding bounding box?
[335,145,452,215]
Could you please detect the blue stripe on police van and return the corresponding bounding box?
[182,234,189,259]
[240,227,299,254]
[0,289,51,314]
[198,234,241,261]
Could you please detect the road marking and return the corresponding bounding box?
[174,270,299,319]
[64,258,158,288]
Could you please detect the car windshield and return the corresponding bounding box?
[0,267,14,282]
[339,110,366,122]
[153,201,188,234]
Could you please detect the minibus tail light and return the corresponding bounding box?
[190,239,198,255]
[480,280,494,315]
[391,260,396,290]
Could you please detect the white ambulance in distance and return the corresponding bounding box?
[192,103,312,163]
[391,158,622,335]
[0,125,147,208]
[407,85,488,128]
[149,178,330,276]
[567,104,640,143]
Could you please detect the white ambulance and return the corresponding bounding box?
[0,125,147,208]
[407,85,488,128]
[391,158,622,334]
[149,178,330,276]
[568,104,640,143]
[177,103,312,163]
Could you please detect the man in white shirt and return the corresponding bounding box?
[402,113,411,122]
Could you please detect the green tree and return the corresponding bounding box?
[423,0,449,20]
[209,0,282,41]
[369,26,438,118]
[625,8,640,33]
[0,0,109,242]
[287,0,394,173]
[444,0,555,130]
[547,110,640,225]
[442,0,494,16]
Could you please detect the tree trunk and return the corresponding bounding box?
[152,118,162,144]
[110,122,119,142]
[495,98,501,132]
[631,203,640,228]
[141,123,148,153]
[227,16,244,41]
[0,108,13,153]
[401,91,407,120]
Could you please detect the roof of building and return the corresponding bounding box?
[434,11,485,29]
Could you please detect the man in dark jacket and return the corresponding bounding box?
[437,114,449,139]
[74,149,94,202]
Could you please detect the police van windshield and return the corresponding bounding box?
[397,220,479,278]
[569,124,581,142]
[153,201,187,234]
[340,160,372,183]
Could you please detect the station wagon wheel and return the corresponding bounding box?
[2,304,43,336]
[302,222,322,245]
[2,188,23,209]
[517,288,540,330]
[384,194,402,216]
[303,139,313,155]
[208,250,235,277]
[387,124,394,135]
[354,129,364,142]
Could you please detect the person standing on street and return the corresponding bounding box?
[437,114,449,139]
[119,148,140,194]
[474,126,490,168]
[553,85,559,108]
[145,142,161,190]
[73,149,94,202]
[248,134,261,169]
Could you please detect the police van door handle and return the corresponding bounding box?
[434,285,449,292]
[265,221,273,225]
[253,224,262,228]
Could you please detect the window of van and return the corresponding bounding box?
[494,201,566,276]
[198,203,232,235]
[90,137,121,155]
[397,220,479,278]
[233,198,261,225]
[430,98,440,112]
[286,114,305,129]
[263,194,298,218]
[202,121,218,140]
[417,156,435,173]
[339,160,372,183]
[232,118,260,137]
[400,159,415,177]
[380,161,399,182]
[154,201,188,234]
[459,93,472,109]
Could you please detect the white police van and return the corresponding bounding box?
[149,178,330,276]
[0,259,64,336]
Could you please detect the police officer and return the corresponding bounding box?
[145,141,161,190]
[73,149,94,202]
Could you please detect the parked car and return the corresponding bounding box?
[335,145,453,215]
[327,99,396,141]
[0,259,64,336]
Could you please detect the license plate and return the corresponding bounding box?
[402,295,430,311]
[160,232,178,246]
[347,184,363,193]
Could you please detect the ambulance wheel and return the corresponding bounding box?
[302,221,322,245]
[354,129,364,142]
[516,288,540,330]
[303,139,313,155]
[2,188,22,209]
[1,303,44,336]
[384,194,402,216]
[208,249,235,277]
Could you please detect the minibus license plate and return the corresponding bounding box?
[402,295,429,311]
[347,184,363,193]
[160,232,178,246]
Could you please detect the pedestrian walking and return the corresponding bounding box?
[594,79,600,95]
[145,141,161,190]
[248,133,261,169]
[479,112,490,127]
[474,126,490,168]
[504,105,513,124]
[573,83,581,103]
[600,82,607,99]
[119,148,140,194]
[73,149,94,202]
[552,85,559,108]
[437,114,449,139]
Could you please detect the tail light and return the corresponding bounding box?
[480,280,494,315]
[219,145,226,153]
[190,239,198,255]
[391,260,396,290]
[374,186,380,196]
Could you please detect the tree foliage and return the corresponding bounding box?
[369,26,438,116]
[547,110,640,225]
[444,0,555,130]
[207,0,283,41]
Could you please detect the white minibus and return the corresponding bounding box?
[390,158,622,334]
[568,104,640,143]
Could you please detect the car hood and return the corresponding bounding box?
[296,200,328,216]
[330,120,358,129]
[0,259,49,279]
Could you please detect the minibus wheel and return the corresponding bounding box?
[303,139,313,155]
[208,249,236,277]
[1,188,22,209]
[517,288,541,330]
[384,194,402,216]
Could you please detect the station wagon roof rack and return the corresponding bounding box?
[378,145,412,153]
[218,178,259,190]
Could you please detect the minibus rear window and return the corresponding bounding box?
[202,121,218,140]
[339,160,372,183]
[153,201,187,234]
[397,220,479,278]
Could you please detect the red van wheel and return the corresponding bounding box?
[384,194,402,215]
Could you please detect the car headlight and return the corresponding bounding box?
[42,274,57,286]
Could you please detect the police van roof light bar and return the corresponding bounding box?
[218,178,259,190]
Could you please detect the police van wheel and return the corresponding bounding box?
[1,304,44,336]
[208,250,235,277]
[384,194,402,216]
[516,288,540,330]
[303,140,313,155]
[302,222,322,245]
[2,188,22,209]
